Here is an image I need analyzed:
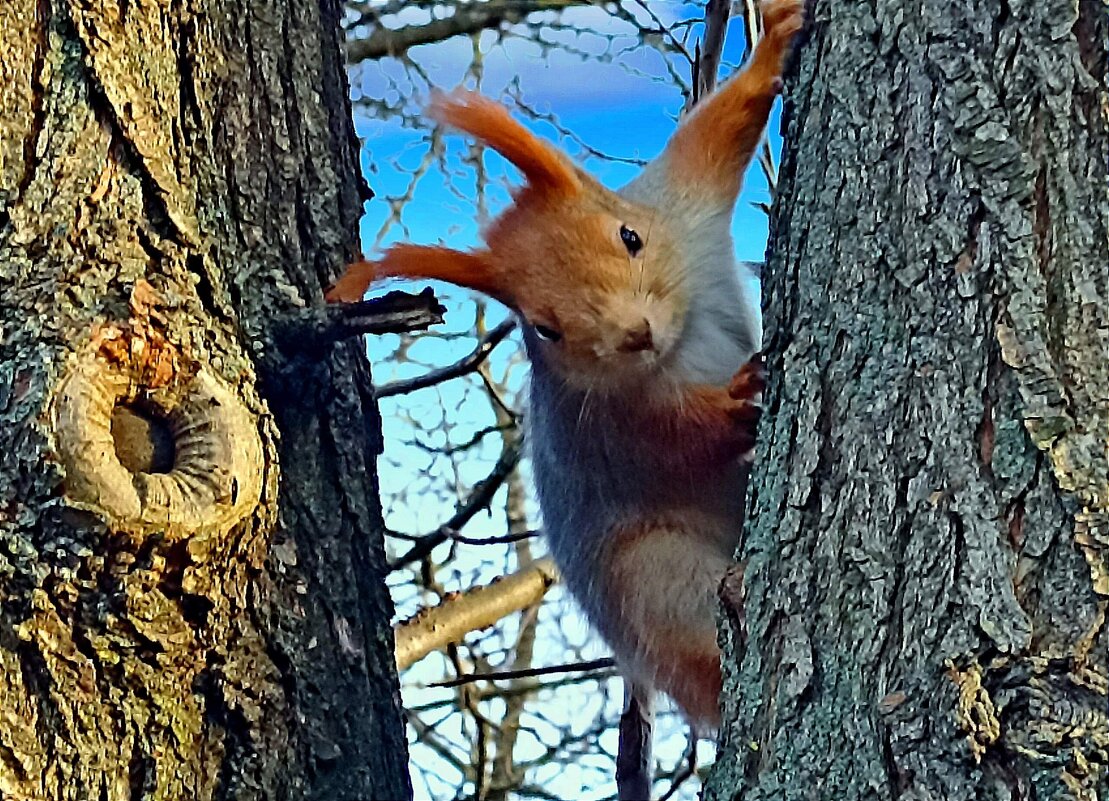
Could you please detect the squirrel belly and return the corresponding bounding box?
[523,153,762,729]
[527,313,756,729]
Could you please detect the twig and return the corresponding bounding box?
[408,667,618,714]
[430,656,616,688]
[630,0,696,66]
[448,527,540,546]
[408,711,471,774]
[657,730,698,801]
[275,288,445,354]
[395,558,560,670]
[389,444,522,570]
[346,0,593,63]
[741,0,760,58]
[692,0,731,104]
[375,319,517,398]
[441,422,518,456]
[447,640,496,799]
[616,683,655,801]
[508,91,649,167]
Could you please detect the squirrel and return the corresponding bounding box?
[329,0,804,732]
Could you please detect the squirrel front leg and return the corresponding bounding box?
[646,359,765,467]
[663,0,804,203]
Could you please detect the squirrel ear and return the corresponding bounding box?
[429,90,581,197]
[326,244,510,305]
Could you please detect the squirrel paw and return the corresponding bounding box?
[761,0,805,40]
[725,357,765,431]
[728,356,765,402]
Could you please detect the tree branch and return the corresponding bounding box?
[347,0,594,63]
[449,527,539,546]
[375,318,517,399]
[616,684,655,801]
[389,444,522,570]
[692,0,731,104]
[275,288,444,354]
[395,558,560,670]
[658,731,698,801]
[429,656,615,688]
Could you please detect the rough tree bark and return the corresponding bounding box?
[708,0,1106,799]
[0,0,411,799]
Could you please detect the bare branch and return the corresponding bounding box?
[370,127,446,249]
[375,319,517,398]
[508,91,648,166]
[616,684,655,801]
[408,711,472,774]
[692,0,731,103]
[631,0,695,66]
[429,656,617,688]
[395,558,560,669]
[389,443,522,569]
[739,0,760,58]
[347,0,597,63]
[449,528,539,546]
[407,668,618,714]
[657,731,698,801]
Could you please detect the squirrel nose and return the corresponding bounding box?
[617,319,654,353]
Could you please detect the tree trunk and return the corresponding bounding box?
[708,1,1106,799]
[0,0,411,798]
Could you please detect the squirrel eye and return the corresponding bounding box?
[619,224,643,256]
[533,324,563,343]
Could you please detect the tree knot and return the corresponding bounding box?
[51,281,263,539]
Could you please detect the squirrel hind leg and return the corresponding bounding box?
[602,516,731,730]
[660,638,723,730]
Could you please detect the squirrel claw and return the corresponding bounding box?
[728,357,766,402]
[724,358,765,448]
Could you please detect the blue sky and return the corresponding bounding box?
[351,6,781,263]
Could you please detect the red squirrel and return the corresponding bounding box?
[329,0,804,731]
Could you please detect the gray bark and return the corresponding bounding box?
[708,0,1107,799]
[0,0,410,798]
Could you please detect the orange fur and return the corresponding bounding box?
[429,90,582,197]
[325,260,377,303]
[664,0,804,201]
[637,360,764,468]
[326,245,504,304]
[663,638,723,726]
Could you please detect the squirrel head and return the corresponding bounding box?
[332,90,693,390]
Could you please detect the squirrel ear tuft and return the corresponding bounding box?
[428,89,581,197]
[326,260,377,303]
[327,245,509,305]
